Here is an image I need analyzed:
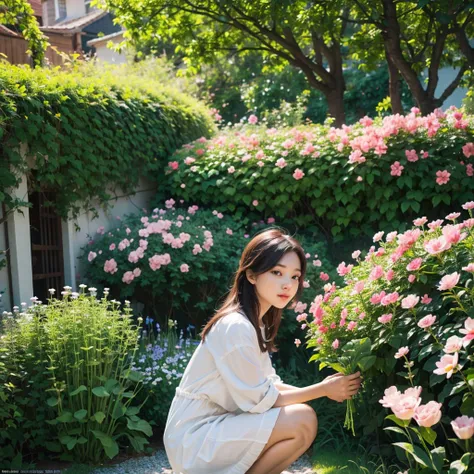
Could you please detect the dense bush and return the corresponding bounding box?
[0,289,151,467]
[163,108,474,243]
[0,60,215,221]
[303,202,474,472]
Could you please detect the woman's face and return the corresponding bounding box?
[247,251,302,313]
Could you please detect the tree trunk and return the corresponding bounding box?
[326,86,346,127]
[386,53,404,114]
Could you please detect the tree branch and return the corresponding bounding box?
[437,62,468,104]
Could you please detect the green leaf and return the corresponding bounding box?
[92,386,110,398]
[70,385,88,396]
[419,426,437,446]
[74,409,88,421]
[386,415,410,428]
[127,418,153,437]
[94,411,106,424]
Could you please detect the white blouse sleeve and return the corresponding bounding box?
[206,314,280,414]
[264,352,283,385]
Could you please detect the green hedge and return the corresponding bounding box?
[0,62,215,220]
[164,109,474,242]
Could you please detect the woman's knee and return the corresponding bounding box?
[299,404,318,444]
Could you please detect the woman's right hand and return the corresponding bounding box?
[322,372,362,403]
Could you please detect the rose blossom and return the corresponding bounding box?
[401,294,419,309]
[444,336,463,353]
[406,258,423,271]
[417,314,436,329]
[438,272,460,291]
[293,168,305,180]
[378,313,393,324]
[104,259,118,274]
[451,416,474,440]
[460,317,474,344]
[433,352,460,378]
[413,401,442,428]
[395,347,409,359]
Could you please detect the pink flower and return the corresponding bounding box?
[378,313,393,324]
[442,224,467,245]
[386,269,395,281]
[319,272,330,281]
[122,271,135,284]
[303,280,310,288]
[437,272,460,291]
[418,314,436,329]
[104,259,118,274]
[293,168,305,180]
[370,291,386,305]
[386,231,398,243]
[408,274,416,283]
[248,114,258,124]
[276,158,287,168]
[332,339,340,349]
[405,149,419,162]
[88,251,97,262]
[109,243,116,251]
[165,198,175,209]
[421,294,432,304]
[349,149,366,164]
[395,347,409,359]
[337,262,353,276]
[462,142,474,158]
[352,250,361,260]
[347,321,357,331]
[379,386,401,408]
[391,161,404,176]
[414,401,442,428]
[424,236,452,255]
[369,265,384,281]
[96,226,105,235]
[294,338,301,348]
[252,200,259,206]
[352,280,365,295]
[228,166,235,174]
[460,317,474,344]
[184,156,196,165]
[313,259,322,267]
[451,416,474,440]
[133,268,141,277]
[391,393,422,420]
[462,263,474,273]
[168,161,179,170]
[433,352,460,378]
[296,313,307,323]
[436,170,450,185]
[407,258,423,272]
[226,228,233,235]
[401,294,419,309]
[444,336,463,353]
[373,231,384,242]
[267,217,275,224]
[413,216,428,226]
[128,251,139,264]
[180,263,189,273]
[462,201,474,210]
[380,292,399,306]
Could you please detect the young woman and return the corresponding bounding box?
[164,228,362,474]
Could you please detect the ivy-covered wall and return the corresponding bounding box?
[0,62,215,221]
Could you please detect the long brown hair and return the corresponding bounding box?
[201,228,307,353]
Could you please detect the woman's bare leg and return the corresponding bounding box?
[247,403,317,474]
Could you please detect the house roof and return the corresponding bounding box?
[87,29,124,46]
[40,9,108,34]
[0,24,20,37]
[29,0,42,17]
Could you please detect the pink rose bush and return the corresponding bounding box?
[302,202,474,471]
[165,108,473,240]
[81,199,332,335]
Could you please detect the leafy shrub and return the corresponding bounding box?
[304,201,474,471]
[164,108,474,242]
[0,289,151,467]
[0,60,215,220]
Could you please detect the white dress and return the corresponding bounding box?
[163,311,282,474]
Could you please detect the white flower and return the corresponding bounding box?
[79,284,87,289]
[63,286,72,291]
[48,288,56,294]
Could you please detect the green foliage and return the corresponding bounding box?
[162,109,474,243]
[0,291,151,467]
[0,60,215,221]
[0,0,48,66]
